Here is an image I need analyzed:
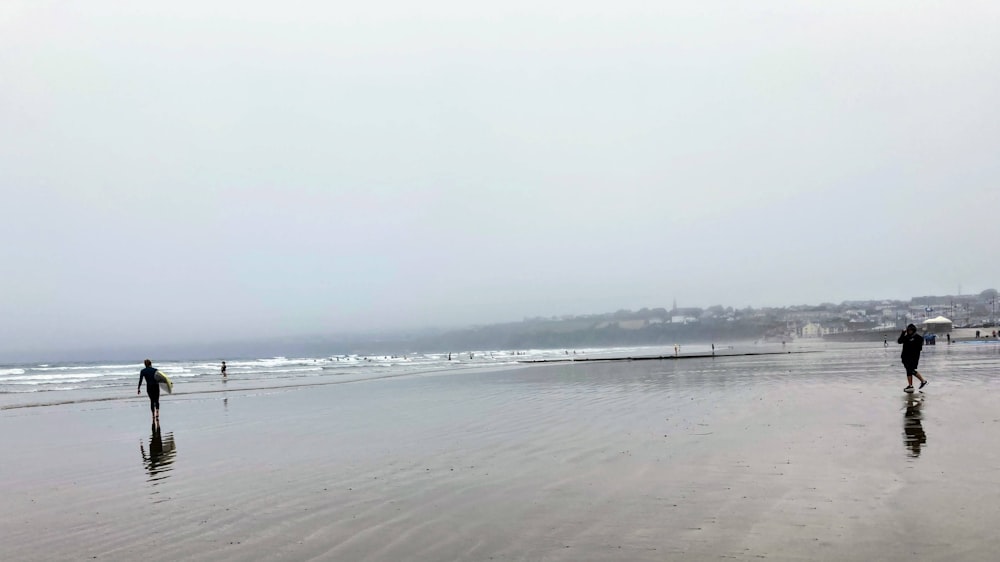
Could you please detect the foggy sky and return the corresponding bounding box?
[2,1,999,357]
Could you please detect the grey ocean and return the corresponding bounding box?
[1,344,724,410]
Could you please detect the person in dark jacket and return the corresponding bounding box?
[897,324,928,392]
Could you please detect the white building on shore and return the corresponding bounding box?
[801,322,824,338]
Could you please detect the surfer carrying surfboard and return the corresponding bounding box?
[137,359,161,422]
[897,324,928,392]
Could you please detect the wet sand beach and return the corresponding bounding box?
[3,343,1000,561]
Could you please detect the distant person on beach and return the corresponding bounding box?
[897,324,928,392]
[137,359,160,422]
[946,333,951,344]
[221,361,227,378]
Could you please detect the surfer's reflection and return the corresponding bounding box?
[903,396,926,458]
[140,425,177,483]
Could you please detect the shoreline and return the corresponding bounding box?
[0,343,815,411]
[0,362,529,412]
[4,343,1000,560]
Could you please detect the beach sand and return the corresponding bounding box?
[3,343,1000,561]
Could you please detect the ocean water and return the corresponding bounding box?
[0,344,722,410]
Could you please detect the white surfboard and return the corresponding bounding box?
[154,371,173,394]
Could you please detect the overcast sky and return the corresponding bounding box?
[2,1,999,356]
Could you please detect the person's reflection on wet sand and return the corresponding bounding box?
[903,395,926,458]
[140,425,177,483]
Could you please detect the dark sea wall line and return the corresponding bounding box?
[518,350,819,364]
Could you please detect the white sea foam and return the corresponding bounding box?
[2,373,112,383]
[0,344,735,402]
[31,364,133,372]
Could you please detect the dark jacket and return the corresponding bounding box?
[898,331,924,360]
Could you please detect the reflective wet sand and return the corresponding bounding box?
[2,343,999,561]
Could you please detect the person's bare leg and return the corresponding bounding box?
[907,374,914,387]
[914,371,926,384]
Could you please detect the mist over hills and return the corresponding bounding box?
[10,290,995,364]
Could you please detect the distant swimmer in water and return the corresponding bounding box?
[221,361,227,378]
[137,359,161,423]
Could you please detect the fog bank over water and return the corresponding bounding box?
[2,1,998,358]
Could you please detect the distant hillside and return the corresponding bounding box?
[404,315,783,353]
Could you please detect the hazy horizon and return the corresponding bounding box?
[2,287,991,363]
[3,2,999,359]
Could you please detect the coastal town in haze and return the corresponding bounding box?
[169,289,1000,359]
[421,289,1000,351]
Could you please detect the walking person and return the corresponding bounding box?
[221,360,227,378]
[137,359,161,423]
[897,324,928,392]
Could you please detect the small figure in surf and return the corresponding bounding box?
[137,359,161,423]
[221,360,227,378]
[897,324,928,392]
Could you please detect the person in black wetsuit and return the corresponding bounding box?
[897,324,928,392]
[137,359,160,422]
